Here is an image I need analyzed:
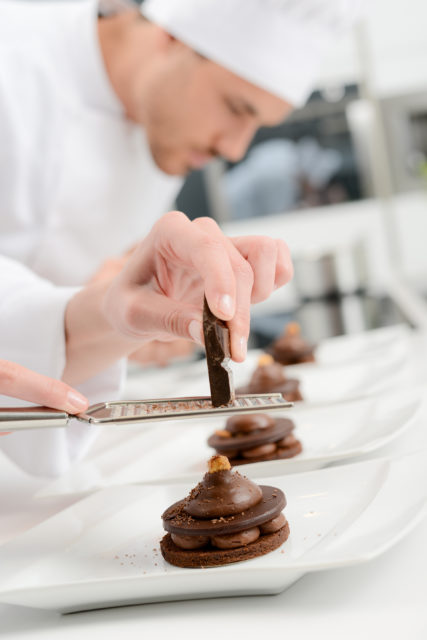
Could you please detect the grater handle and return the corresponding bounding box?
[0,407,70,431]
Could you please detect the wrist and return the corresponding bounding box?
[63,280,140,385]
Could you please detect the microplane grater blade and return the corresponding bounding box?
[77,394,293,425]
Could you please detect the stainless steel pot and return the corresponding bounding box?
[293,239,368,300]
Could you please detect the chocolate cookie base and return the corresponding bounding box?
[160,520,290,568]
[208,418,295,453]
[228,440,303,466]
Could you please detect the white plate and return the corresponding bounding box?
[123,325,412,402]
[37,387,421,497]
[1,451,426,612]
[124,339,412,408]
[313,324,411,366]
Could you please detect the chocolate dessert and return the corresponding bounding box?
[160,455,290,568]
[237,354,303,402]
[208,413,302,465]
[270,322,316,366]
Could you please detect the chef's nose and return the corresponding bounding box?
[215,121,258,164]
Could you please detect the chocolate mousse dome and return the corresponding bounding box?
[184,455,262,518]
[249,358,287,392]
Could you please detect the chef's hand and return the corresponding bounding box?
[104,213,292,360]
[88,251,197,368]
[63,212,293,385]
[105,213,292,359]
[0,360,89,435]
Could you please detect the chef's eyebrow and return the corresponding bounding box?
[226,96,258,118]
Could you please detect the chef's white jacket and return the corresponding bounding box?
[0,0,182,475]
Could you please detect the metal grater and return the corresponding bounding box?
[0,394,292,431]
[0,299,294,431]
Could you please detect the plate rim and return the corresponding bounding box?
[1,450,427,609]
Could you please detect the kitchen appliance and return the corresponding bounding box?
[292,238,368,300]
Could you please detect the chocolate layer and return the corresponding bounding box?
[162,485,286,536]
[226,413,276,434]
[230,439,303,465]
[208,418,295,452]
[160,520,290,568]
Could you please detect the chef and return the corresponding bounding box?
[0,0,364,475]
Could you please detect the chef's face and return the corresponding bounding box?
[129,33,293,175]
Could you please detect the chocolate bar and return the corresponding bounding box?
[203,297,235,407]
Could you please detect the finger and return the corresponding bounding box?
[128,212,237,320]
[0,360,89,414]
[274,239,294,288]
[123,281,206,344]
[193,218,254,362]
[232,236,293,296]
[231,236,278,304]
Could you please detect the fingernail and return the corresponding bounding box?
[189,320,204,345]
[239,336,247,360]
[67,391,89,413]
[217,294,234,317]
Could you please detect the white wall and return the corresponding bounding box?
[222,191,427,316]
[316,0,427,97]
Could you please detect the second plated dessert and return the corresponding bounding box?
[208,413,302,465]
[237,354,303,402]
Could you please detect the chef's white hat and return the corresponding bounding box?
[141,0,365,107]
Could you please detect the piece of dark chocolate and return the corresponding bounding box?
[203,296,235,407]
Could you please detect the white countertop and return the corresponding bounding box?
[1,330,427,639]
[0,519,426,640]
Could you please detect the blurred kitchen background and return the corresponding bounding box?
[171,0,427,347]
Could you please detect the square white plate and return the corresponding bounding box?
[37,387,422,498]
[124,329,412,407]
[313,324,411,366]
[1,451,426,613]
